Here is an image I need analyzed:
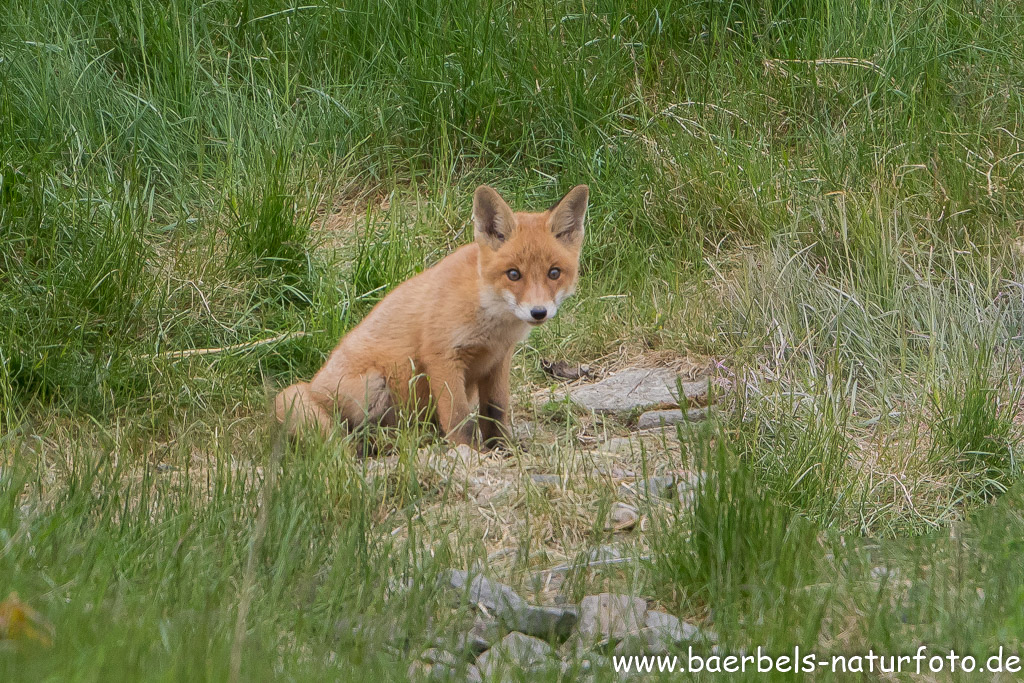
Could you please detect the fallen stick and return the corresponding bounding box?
[533,554,652,578]
[138,330,308,361]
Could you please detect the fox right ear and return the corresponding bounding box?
[473,185,516,250]
[548,184,588,249]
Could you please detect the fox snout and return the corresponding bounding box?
[519,300,554,325]
[501,290,560,324]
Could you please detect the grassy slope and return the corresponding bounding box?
[2,0,1024,679]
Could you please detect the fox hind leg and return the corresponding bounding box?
[327,371,394,427]
[324,371,394,457]
[276,371,394,441]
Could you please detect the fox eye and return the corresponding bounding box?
[507,269,521,281]
[548,267,561,280]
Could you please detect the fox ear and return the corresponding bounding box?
[548,185,588,249]
[473,185,516,250]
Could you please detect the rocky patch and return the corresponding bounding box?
[422,577,717,680]
[568,368,710,414]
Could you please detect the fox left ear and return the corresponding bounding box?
[548,185,588,249]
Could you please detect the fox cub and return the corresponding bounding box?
[275,184,588,448]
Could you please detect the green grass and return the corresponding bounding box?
[2,0,1024,679]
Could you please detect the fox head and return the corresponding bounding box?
[473,184,588,326]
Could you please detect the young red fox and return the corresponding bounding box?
[275,184,588,448]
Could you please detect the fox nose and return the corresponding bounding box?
[530,307,548,321]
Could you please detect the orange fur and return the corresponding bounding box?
[275,184,588,447]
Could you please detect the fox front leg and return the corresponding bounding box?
[426,363,475,446]
[476,351,512,449]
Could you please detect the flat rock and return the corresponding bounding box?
[605,502,639,531]
[568,368,709,414]
[440,570,527,616]
[576,593,647,642]
[637,406,709,430]
[475,632,553,678]
[440,570,576,639]
[508,604,578,640]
